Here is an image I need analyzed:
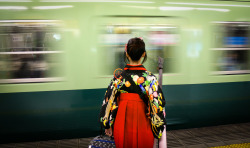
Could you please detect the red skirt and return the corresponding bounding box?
[114,93,154,148]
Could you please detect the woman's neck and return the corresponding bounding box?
[127,54,143,65]
[129,60,141,65]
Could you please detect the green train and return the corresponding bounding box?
[0,0,250,143]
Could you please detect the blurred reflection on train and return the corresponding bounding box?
[212,22,250,74]
[0,21,63,82]
[99,25,179,74]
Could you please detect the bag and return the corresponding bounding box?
[92,108,116,148]
[88,135,116,148]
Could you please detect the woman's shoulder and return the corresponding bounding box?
[112,67,157,80]
[143,70,157,79]
[127,70,158,83]
[144,70,155,76]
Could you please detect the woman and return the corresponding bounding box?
[100,37,166,148]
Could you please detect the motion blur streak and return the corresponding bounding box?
[159,6,229,12]
[166,2,250,8]
[0,6,27,10]
[0,0,31,2]
[32,5,73,10]
[41,0,154,3]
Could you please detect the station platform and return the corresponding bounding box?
[0,122,249,148]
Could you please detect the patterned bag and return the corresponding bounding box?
[88,135,116,148]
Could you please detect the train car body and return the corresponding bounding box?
[0,0,250,143]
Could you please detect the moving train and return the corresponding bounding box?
[0,0,250,143]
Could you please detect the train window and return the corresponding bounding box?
[0,20,63,83]
[98,24,179,75]
[212,22,250,75]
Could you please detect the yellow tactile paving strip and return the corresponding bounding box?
[211,143,250,148]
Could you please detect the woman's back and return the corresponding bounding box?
[99,38,166,148]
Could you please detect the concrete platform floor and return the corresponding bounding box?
[0,122,250,148]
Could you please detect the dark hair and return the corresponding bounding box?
[124,37,147,64]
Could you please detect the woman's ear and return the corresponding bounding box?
[126,52,130,58]
[142,52,146,57]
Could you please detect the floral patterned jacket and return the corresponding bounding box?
[99,64,166,139]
